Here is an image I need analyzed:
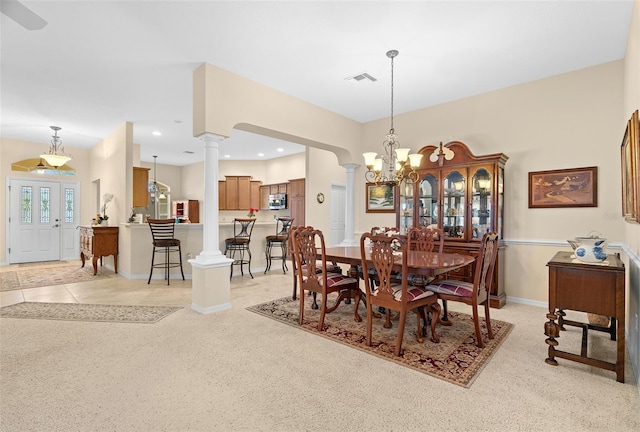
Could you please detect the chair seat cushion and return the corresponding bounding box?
[299,263,342,276]
[266,235,288,242]
[302,272,356,287]
[225,237,250,244]
[153,239,180,247]
[392,286,436,302]
[427,280,474,297]
[324,272,358,288]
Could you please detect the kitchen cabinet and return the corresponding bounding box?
[173,200,199,223]
[133,167,150,207]
[397,141,508,307]
[250,180,262,210]
[288,178,305,226]
[260,182,289,210]
[221,175,251,210]
[259,185,270,210]
[219,181,226,210]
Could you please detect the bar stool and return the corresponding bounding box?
[147,218,185,285]
[224,218,256,279]
[264,217,294,274]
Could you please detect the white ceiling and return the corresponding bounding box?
[1,0,634,166]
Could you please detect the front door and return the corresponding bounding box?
[8,179,77,263]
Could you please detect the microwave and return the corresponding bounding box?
[268,193,287,210]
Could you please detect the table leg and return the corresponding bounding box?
[545,311,560,366]
[80,252,86,268]
[91,256,99,275]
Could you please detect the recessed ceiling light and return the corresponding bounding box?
[152,131,162,136]
[277,148,284,152]
[224,154,230,158]
[258,153,265,157]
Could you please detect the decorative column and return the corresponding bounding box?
[190,133,233,314]
[339,163,358,246]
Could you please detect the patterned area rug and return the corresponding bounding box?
[0,302,182,324]
[1,264,109,291]
[247,296,513,388]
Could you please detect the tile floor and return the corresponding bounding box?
[0,260,195,308]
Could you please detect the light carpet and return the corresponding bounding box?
[247,296,513,388]
[0,302,182,323]
[1,264,109,291]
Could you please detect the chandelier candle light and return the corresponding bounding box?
[40,126,71,168]
[363,50,422,185]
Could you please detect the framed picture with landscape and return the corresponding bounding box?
[366,182,396,213]
[528,166,598,208]
[621,109,639,223]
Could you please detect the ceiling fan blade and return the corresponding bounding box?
[0,0,47,30]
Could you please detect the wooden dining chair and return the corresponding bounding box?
[360,232,441,357]
[289,225,341,302]
[426,232,499,348]
[291,226,362,331]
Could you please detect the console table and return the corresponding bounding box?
[544,251,625,382]
[80,225,119,275]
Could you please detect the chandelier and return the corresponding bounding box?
[363,50,422,185]
[40,126,71,168]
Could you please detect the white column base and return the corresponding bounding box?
[189,257,233,314]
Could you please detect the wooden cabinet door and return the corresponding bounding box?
[288,179,305,225]
[219,181,226,210]
[237,176,251,210]
[250,181,261,210]
[225,177,238,210]
[259,186,270,210]
[133,167,150,207]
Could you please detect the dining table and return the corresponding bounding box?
[322,246,475,279]
[315,246,476,326]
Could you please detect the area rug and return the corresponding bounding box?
[1,264,109,291]
[247,296,513,388]
[0,302,182,324]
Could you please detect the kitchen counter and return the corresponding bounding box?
[118,221,279,279]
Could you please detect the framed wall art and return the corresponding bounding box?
[528,166,598,208]
[621,109,639,223]
[366,182,396,213]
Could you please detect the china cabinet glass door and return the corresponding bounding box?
[418,174,438,228]
[398,181,414,234]
[443,169,466,239]
[471,167,492,239]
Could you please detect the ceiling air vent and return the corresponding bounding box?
[183,150,195,154]
[345,72,377,83]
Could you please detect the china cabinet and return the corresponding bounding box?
[172,200,199,223]
[396,141,508,307]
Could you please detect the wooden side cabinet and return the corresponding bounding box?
[544,251,625,382]
[80,225,119,275]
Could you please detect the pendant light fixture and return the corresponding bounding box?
[40,126,71,168]
[363,50,422,185]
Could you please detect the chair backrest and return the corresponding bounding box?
[148,218,177,241]
[408,226,444,253]
[291,226,326,292]
[370,226,401,236]
[360,232,409,303]
[233,218,256,239]
[473,232,499,298]
[276,217,295,237]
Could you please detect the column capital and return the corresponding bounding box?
[341,163,360,172]
[197,133,226,145]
